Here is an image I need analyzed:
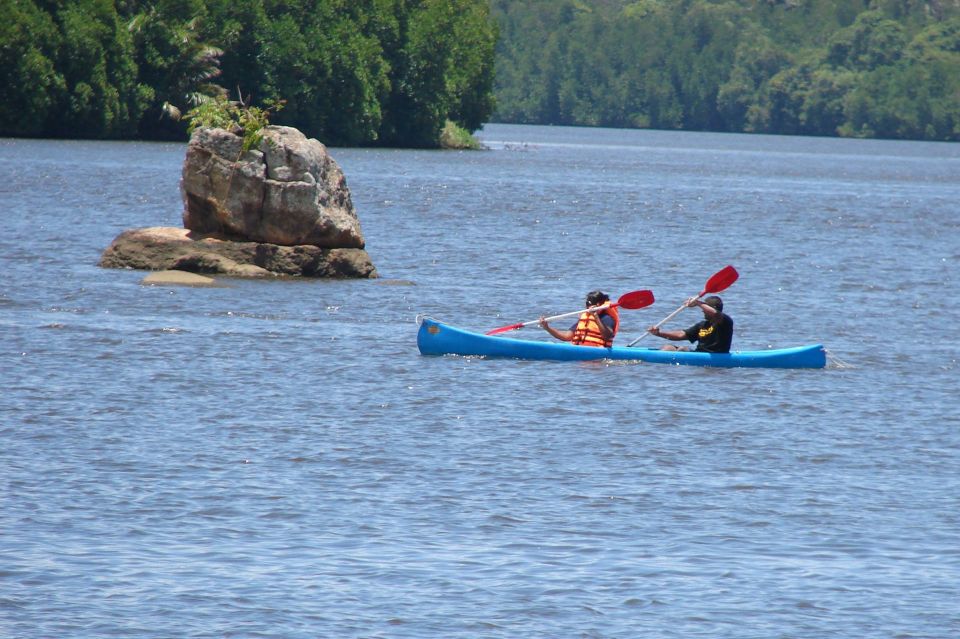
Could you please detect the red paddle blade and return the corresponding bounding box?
[485,322,523,335]
[616,289,655,310]
[700,265,738,296]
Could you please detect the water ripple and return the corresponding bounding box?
[1,129,958,638]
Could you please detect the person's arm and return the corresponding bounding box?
[687,297,718,318]
[647,296,716,339]
[539,317,574,342]
[594,311,614,340]
[649,300,697,340]
[647,325,685,341]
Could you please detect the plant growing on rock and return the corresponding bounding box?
[183,93,285,152]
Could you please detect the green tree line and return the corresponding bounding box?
[0,0,496,147]
[492,0,960,141]
[5,0,959,143]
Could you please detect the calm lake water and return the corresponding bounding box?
[2,124,958,638]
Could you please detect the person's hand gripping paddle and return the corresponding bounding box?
[627,266,738,347]
[486,289,655,336]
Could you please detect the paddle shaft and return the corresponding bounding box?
[501,302,613,333]
[486,289,654,336]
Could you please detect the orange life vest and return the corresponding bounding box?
[572,305,619,347]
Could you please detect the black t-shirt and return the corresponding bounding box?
[683,313,733,353]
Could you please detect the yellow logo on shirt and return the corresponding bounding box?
[698,325,714,339]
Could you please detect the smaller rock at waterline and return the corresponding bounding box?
[99,227,376,278]
[142,270,216,286]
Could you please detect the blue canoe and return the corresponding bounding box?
[417,317,826,369]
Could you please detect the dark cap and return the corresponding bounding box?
[703,295,723,311]
[586,290,609,306]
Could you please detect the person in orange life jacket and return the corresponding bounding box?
[538,290,620,347]
[647,295,733,353]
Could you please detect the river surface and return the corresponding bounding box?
[1,124,958,638]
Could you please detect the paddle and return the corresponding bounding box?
[486,289,655,336]
[626,265,739,347]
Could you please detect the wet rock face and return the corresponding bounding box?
[100,126,377,279]
[180,126,366,249]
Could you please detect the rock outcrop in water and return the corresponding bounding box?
[100,126,377,279]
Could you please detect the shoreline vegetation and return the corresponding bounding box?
[1,0,496,148]
[439,120,483,150]
[3,1,959,146]
[491,0,960,143]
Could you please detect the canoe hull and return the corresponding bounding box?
[417,318,826,369]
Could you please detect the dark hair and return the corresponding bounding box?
[586,290,609,306]
[703,295,723,312]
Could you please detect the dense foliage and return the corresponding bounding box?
[0,0,496,146]
[5,0,959,142]
[492,0,960,140]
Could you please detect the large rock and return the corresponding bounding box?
[99,227,376,278]
[181,126,364,248]
[100,125,377,279]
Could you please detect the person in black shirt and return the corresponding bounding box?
[646,295,733,353]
